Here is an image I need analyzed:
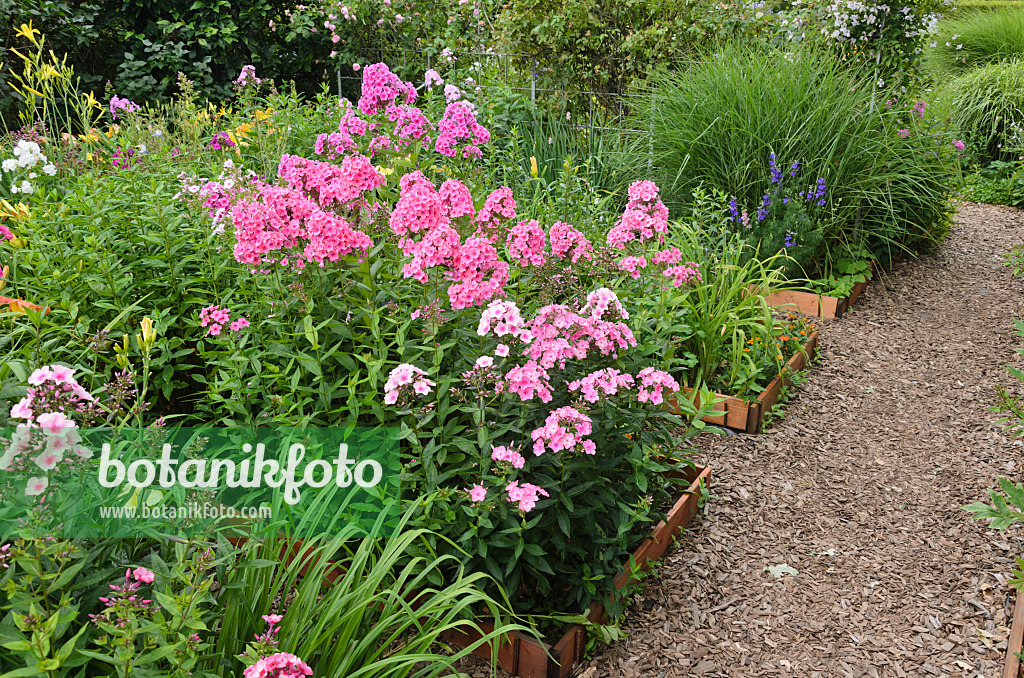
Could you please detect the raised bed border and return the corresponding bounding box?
[763,266,874,319]
[1005,590,1024,678]
[668,330,819,434]
[440,465,713,678]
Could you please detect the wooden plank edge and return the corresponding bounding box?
[1004,590,1024,678]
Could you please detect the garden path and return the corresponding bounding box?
[578,203,1024,678]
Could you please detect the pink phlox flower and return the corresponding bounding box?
[383,363,434,405]
[477,300,528,339]
[447,236,509,309]
[467,484,487,503]
[438,179,475,219]
[651,247,682,265]
[505,481,549,512]
[530,406,594,457]
[435,101,490,159]
[503,360,553,402]
[243,652,313,678]
[636,367,680,405]
[506,219,547,267]
[663,262,702,287]
[491,444,526,469]
[567,368,635,403]
[471,186,516,239]
[357,63,417,116]
[580,287,628,320]
[606,180,669,249]
[549,221,593,262]
[619,255,647,278]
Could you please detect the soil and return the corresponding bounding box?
[455,202,1024,678]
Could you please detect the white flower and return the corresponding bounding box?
[10,184,19,194]
[19,180,32,194]
[28,172,37,179]
[42,164,56,176]
[1,159,16,172]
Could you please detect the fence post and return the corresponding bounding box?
[337,68,342,102]
[531,58,537,104]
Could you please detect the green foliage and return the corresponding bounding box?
[960,159,1024,206]
[211,508,530,678]
[494,0,776,101]
[619,42,956,271]
[936,59,1024,164]
[923,9,1024,78]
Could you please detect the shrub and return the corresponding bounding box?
[936,59,1024,163]
[923,9,1024,78]
[618,42,957,271]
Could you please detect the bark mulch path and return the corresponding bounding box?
[577,203,1024,678]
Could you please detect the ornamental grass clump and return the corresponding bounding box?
[936,58,1024,163]
[619,42,955,269]
[923,8,1024,78]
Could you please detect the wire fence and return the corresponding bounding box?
[332,47,666,134]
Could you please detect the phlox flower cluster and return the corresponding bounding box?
[199,305,249,337]
[505,481,549,512]
[531,406,595,456]
[472,186,516,238]
[549,221,593,263]
[448,236,509,309]
[209,131,237,151]
[651,247,681,265]
[523,304,637,370]
[953,138,965,152]
[243,653,313,678]
[389,105,432,149]
[467,483,486,503]
[504,360,553,403]
[566,368,635,403]
[424,69,444,90]
[619,255,647,279]
[383,363,435,405]
[89,568,155,627]
[1,224,13,241]
[358,63,417,116]
[315,108,371,159]
[4,366,99,495]
[491,444,526,469]
[506,219,547,267]
[231,184,373,268]
[109,95,140,118]
[278,153,384,210]
[663,263,702,288]
[1,140,56,194]
[636,367,680,405]
[435,101,490,159]
[439,179,475,219]
[606,180,669,249]
[580,287,629,320]
[389,171,447,237]
[477,300,528,339]
[235,64,263,88]
[176,160,256,235]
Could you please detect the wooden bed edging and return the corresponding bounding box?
[1004,590,1024,678]
[668,330,819,434]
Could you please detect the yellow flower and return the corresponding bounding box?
[255,109,275,122]
[86,152,93,161]
[14,22,40,41]
[140,317,157,346]
[529,156,538,178]
[235,122,253,138]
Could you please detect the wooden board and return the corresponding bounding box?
[1005,591,1024,678]
[669,331,819,434]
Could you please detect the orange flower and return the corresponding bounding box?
[0,296,50,314]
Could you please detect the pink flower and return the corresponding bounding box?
[353,63,361,72]
[28,366,54,386]
[495,343,509,357]
[491,444,525,469]
[132,567,155,584]
[475,356,494,368]
[230,318,250,332]
[504,360,553,402]
[549,221,593,262]
[636,367,680,405]
[36,412,73,436]
[505,481,549,513]
[606,181,669,249]
[383,364,434,405]
[531,406,594,456]
[567,368,635,403]
[262,614,283,625]
[953,138,965,151]
[663,263,702,287]
[25,477,48,496]
[243,652,313,678]
[506,219,547,267]
[619,256,647,278]
[468,484,487,503]
[897,128,910,138]
[435,101,489,160]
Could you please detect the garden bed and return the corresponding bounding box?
[668,330,819,433]
[764,278,870,319]
[441,465,712,678]
[1006,590,1024,678]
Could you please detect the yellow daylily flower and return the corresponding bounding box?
[530,156,539,178]
[15,22,40,41]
